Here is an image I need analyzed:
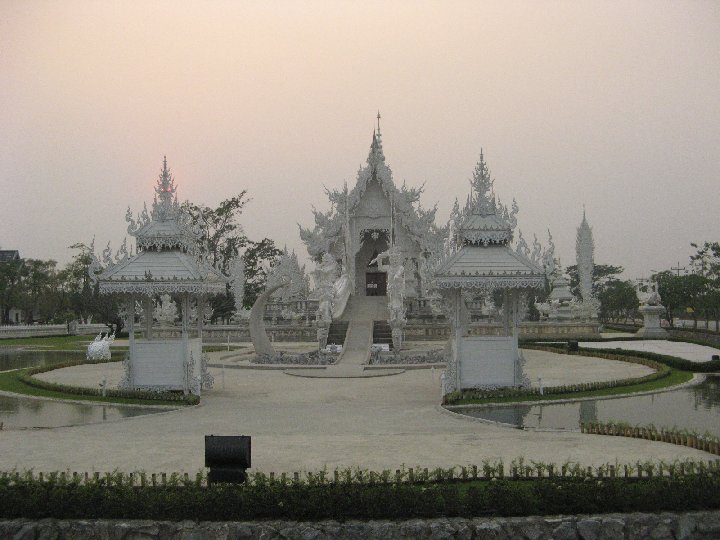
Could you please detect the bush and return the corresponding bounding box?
[1,465,718,520]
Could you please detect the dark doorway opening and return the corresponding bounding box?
[366,272,387,296]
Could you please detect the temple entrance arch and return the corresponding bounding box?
[355,231,389,296]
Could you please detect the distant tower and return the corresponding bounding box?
[575,209,598,319]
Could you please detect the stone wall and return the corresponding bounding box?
[153,320,601,344]
[2,511,719,539]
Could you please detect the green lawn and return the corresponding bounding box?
[0,334,106,350]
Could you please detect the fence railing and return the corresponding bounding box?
[0,323,108,340]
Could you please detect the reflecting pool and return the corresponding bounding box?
[0,348,172,429]
[456,375,720,437]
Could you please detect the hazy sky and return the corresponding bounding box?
[1,1,718,279]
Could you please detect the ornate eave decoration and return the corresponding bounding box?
[98,280,226,296]
[435,275,545,290]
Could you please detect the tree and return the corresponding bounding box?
[0,257,24,324]
[690,241,720,330]
[597,279,639,323]
[184,193,282,314]
[565,264,624,299]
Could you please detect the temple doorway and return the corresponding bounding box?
[365,272,387,296]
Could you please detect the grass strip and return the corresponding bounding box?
[0,367,193,407]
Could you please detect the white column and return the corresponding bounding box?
[127,296,135,388]
[196,296,204,343]
[181,294,190,395]
[454,288,462,391]
[502,289,511,336]
[143,297,153,339]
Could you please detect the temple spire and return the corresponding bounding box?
[153,156,178,220]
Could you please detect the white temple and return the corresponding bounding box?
[433,152,546,392]
[90,158,228,395]
[300,117,443,349]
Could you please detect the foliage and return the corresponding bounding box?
[597,278,639,322]
[0,462,718,520]
[565,263,624,298]
[0,245,124,332]
[653,241,720,329]
[0,256,23,324]
[183,193,282,317]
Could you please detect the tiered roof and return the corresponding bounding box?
[299,119,442,259]
[433,152,545,290]
[92,158,227,296]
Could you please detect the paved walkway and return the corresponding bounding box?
[580,340,720,364]
[3,346,711,474]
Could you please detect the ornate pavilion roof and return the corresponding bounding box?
[433,152,545,290]
[91,158,227,296]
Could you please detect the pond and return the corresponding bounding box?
[456,375,720,437]
[0,348,173,429]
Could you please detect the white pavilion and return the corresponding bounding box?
[90,158,227,395]
[433,152,546,392]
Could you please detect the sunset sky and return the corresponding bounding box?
[1,1,718,279]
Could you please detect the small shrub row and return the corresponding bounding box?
[444,348,671,405]
[17,361,199,405]
[1,463,718,520]
[581,421,720,455]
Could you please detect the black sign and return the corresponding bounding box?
[205,435,251,469]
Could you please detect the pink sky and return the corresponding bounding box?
[1,1,718,278]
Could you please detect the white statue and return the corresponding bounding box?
[312,253,339,348]
[87,332,115,361]
[370,246,406,349]
[154,294,178,326]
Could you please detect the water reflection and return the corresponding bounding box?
[458,376,720,437]
[0,349,171,428]
[0,348,85,371]
[0,394,166,429]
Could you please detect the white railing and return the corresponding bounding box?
[0,323,108,340]
[332,273,351,319]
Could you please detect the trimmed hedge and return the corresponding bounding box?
[18,360,199,405]
[0,466,718,520]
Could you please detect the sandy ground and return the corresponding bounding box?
[1,344,712,474]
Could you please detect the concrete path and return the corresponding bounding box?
[580,340,720,364]
[2,347,712,474]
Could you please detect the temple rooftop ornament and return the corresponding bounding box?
[90,158,228,395]
[434,151,545,291]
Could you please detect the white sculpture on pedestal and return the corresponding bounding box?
[636,282,668,338]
